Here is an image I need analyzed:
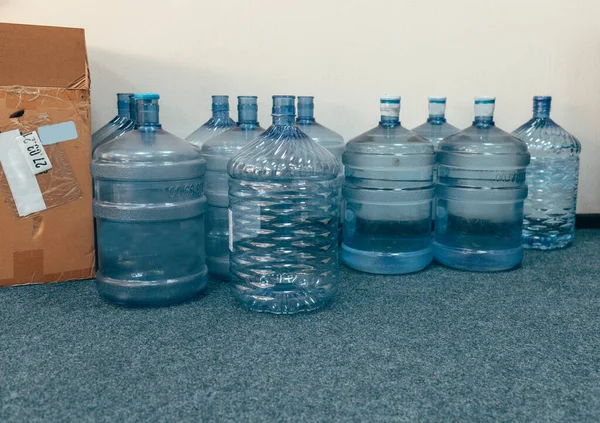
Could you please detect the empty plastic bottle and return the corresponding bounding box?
[342,96,435,274]
[413,97,460,226]
[228,95,339,314]
[92,93,135,152]
[434,97,530,271]
[512,96,581,249]
[186,95,236,148]
[202,96,265,281]
[296,96,345,238]
[92,93,208,306]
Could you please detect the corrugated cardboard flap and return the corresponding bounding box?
[0,23,89,90]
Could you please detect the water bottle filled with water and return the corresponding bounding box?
[512,96,581,250]
[202,96,265,281]
[434,97,530,271]
[92,93,135,152]
[92,93,208,306]
[186,95,236,148]
[228,95,340,314]
[342,96,434,274]
[296,96,345,239]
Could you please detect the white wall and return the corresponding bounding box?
[3,0,599,212]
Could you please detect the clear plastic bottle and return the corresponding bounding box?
[512,96,581,250]
[342,96,435,274]
[296,96,345,238]
[228,95,339,314]
[202,96,265,281]
[186,95,236,148]
[91,93,208,306]
[413,97,460,227]
[92,93,135,152]
[434,97,530,271]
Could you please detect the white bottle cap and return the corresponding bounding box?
[380,95,401,117]
[428,96,446,116]
[474,96,495,117]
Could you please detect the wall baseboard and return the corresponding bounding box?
[576,214,600,228]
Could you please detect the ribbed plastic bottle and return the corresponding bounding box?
[202,96,265,281]
[413,97,460,227]
[92,93,135,152]
[228,95,339,314]
[186,95,236,148]
[512,96,581,250]
[434,97,530,271]
[296,96,345,238]
[91,94,208,306]
[342,96,435,274]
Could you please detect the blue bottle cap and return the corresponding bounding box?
[133,93,160,100]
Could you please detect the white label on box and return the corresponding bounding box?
[0,130,47,216]
[15,131,52,175]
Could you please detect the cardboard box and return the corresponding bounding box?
[0,23,95,286]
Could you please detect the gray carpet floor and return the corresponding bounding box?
[1,230,599,422]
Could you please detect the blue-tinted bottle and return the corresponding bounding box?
[512,96,581,249]
[228,95,339,314]
[202,96,265,281]
[296,96,345,238]
[92,93,135,152]
[342,96,434,274]
[412,97,460,150]
[434,97,530,271]
[91,94,208,306]
[186,95,236,148]
[412,97,460,226]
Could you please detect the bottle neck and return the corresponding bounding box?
[473,116,494,128]
[212,110,230,119]
[273,115,295,126]
[117,106,130,118]
[379,116,400,127]
[296,116,315,124]
[427,115,446,124]
[136,101,161,129]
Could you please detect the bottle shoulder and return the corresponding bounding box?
[512,117,581,156]
[297,121,345,146]
[185,116,236,146]
[93,127,204,164]
[439,124,529,155]
[412,121,460,143]
[228,124,339,180]
[201,125,265,157]
[345,124,433,155]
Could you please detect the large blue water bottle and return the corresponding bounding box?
[228,95,339,314]
[202,96,264,280]
[91,94,208,306]
[512,96,581,250]
[186,95,236,148]
[413,97,460,227]
[92,93,135,152]
[434,97,530,271]
[296,96,345,238]
[342,96,435,274]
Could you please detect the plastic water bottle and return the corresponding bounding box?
[228,95,339,314]
[342,96,434,274]
[296,96,345,239]
[202,96,265,281]
[512,96,581,249]
[434,97,530,271]
[186,95,236,148]
[413,97,460,227]
[92,93,208,306]
[92,93,135,152]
